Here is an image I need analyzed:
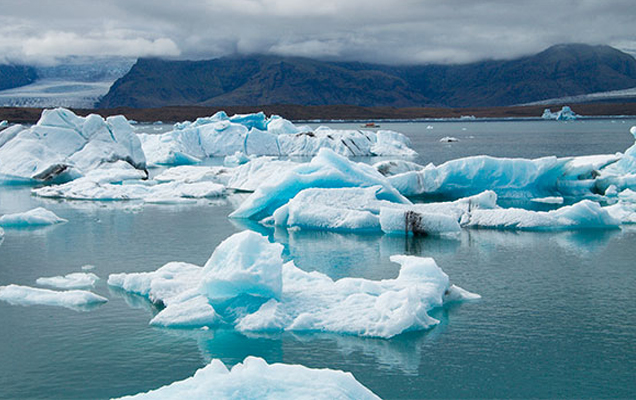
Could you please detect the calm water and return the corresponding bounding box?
[1,119,636,399]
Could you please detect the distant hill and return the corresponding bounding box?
[98,44,636,108]
[0,65,37,91]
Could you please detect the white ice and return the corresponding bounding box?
[0,207,67,227]
[109,231,479,338]
[462,200,620,230]
[32,163,225,202]
[0,284,107,311]
[114,356,380,400]
[139,112,416,166]
[542,106,578,120]
[231,148,410,220]
[0,108,146,184]
[36,272,99,289]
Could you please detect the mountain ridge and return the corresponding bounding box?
[93,44,636,108]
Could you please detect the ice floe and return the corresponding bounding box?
[114,356,380,400]
[0,108,146,184]
[36,272,99,289]
[230,148,410,220]
[32,163,225,203]
[462,200,620,230]
[139,111,416,166]
[109,231,478,338]
[0,207,67,227]
[0,284,107,311]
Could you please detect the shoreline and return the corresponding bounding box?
[1,102,636,124]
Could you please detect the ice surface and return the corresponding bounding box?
[139,112,416,166]
[389,152,623,199]
[114,356,380,400]
[0,284,107,311]
[231,149,410,220]
[200,231,283,301]
[109,231,479,337]
[32,164,225,202]
[272,186,491,235]
[0,108,146,184]
[0,207,67,227]
[462,200,620,230]
[36,272,99,289]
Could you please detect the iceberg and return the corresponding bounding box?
[109,231,479,338]
[0,207,67,227]
[462,200,620,230]
[32,164,225,203]
[0,284,107,311]
[114,356,380,400]
[0,108,146,184]
[439,136,459,143]
[230,148,410,220]
[542,106,578,120]
[36,272,99,289]
[271,187,494,235]
[139,112,416,166]
[389,152,622,199]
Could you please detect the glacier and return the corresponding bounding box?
[108,231,479,338]
[139,112,416,166]
[0,207,67,227]
[36,272,100,289]
[0,284,107,311]
[0,108,146,184]
[114,356,380,400]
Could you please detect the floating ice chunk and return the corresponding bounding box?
[0,120,7,129]
[542,106,578,120]
[111,231,477,338]
[108,262,203,305]
[81,264,96,271]
[0,108,146,183]
[531,196,564,204]
[200,231,283,301]
[231,148,410,220]
[114,356,380,400]
[439,136,459,143]
[0,207,67,227]
[463,200,620,230]
[149,294,220,328]
[274,187,495,234]
[36,272,99,289]
[0,284,107,311]
[223,151,252,166]
[238,255,478,338]
[139,112,416,166]
[32,168,225,202]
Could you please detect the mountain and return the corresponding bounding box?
[98,44,636,109]
[0,65,37,91]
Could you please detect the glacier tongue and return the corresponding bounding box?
[113,356,381,400]
[109,231,478,338]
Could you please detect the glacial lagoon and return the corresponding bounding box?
[1,118,636,399]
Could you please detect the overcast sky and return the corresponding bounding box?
[1,0,634,65]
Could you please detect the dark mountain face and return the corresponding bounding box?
[98,44,636,109]
[0,65,38,91]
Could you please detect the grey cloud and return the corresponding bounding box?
[0,0,634,65]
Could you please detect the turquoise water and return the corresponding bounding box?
[1,119,636,399]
